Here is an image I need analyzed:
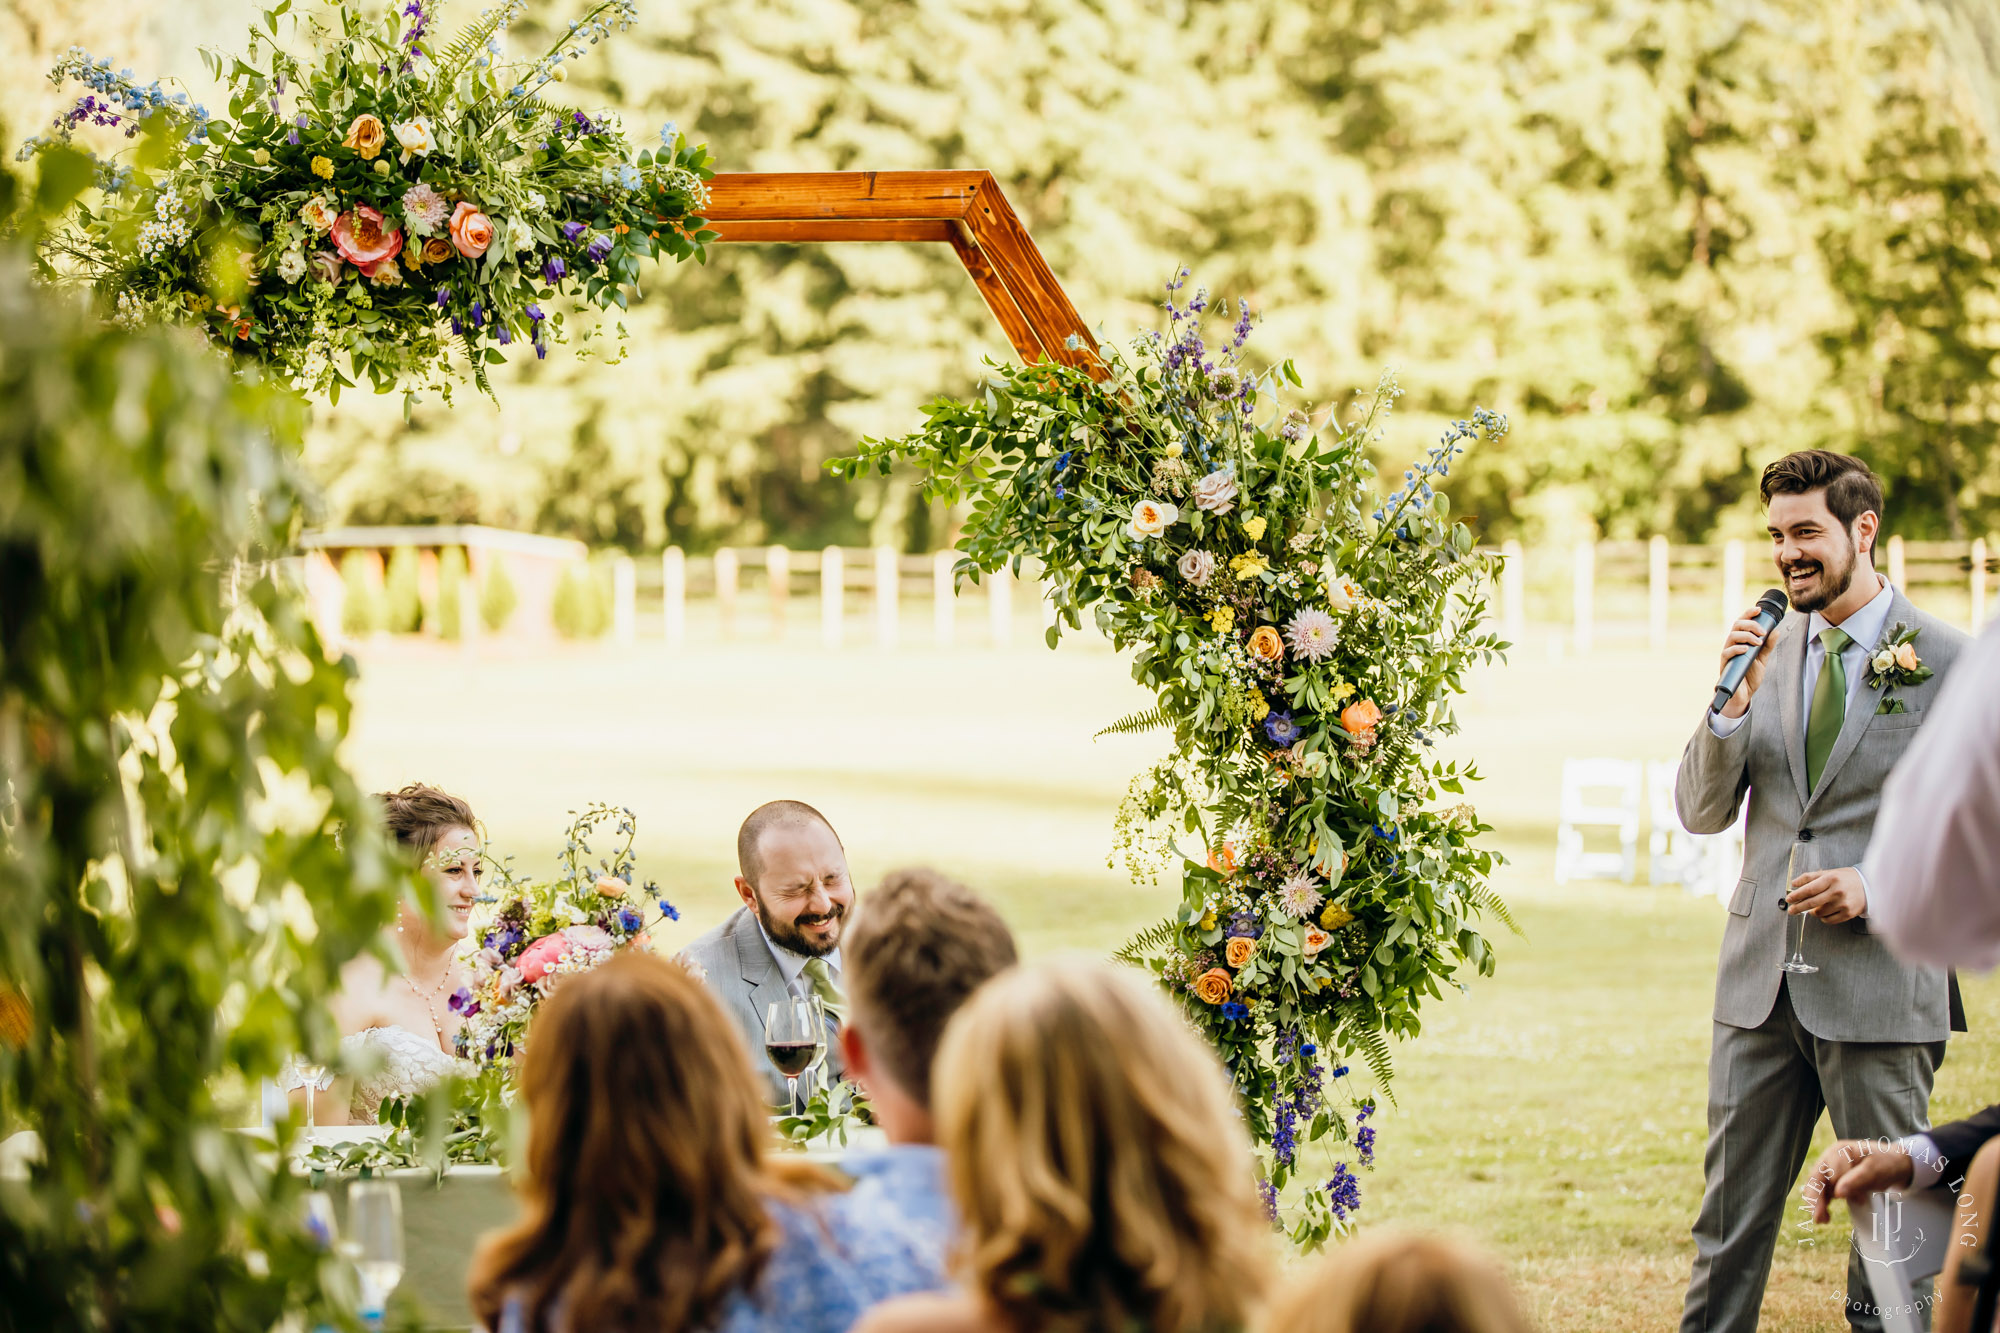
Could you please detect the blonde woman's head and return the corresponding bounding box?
[932,958,1272,1333]
[1263,1227,1534,1333]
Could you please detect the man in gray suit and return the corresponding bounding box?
[1677,450,1969,1332]
[680,800,854,1105]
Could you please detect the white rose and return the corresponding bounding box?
[1128,498,1180,540]
[1192,467,1238,514]
[392,116,433,163]
[276,248,307,284]
[504,215,535,255]
[1324,567,1361,612]
[300,196,337,232]
[1872,649,1896,674]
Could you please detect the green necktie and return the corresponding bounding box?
[1805,626,1852,792]
[802,957,845,1022]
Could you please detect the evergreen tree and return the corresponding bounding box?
[383,545,424,634]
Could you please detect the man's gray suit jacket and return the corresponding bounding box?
[678,904,843,1104]
[1676,589,1967,1043]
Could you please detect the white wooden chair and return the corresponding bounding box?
[1644,758,1748,898]
[1555,758,1643,885]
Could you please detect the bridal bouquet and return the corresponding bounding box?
[835,274,1510,1246]
[450,803,676,1071]
[21,0,714,400]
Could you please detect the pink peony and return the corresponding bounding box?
[515,933,569,984]
[330,204,404,274]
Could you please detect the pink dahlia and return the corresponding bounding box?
[330,204,404,276]
[1284,607,1340,663]
[1275,872,1325,919]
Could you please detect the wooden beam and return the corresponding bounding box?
[708,218,958,244]
[693,170,1102,377]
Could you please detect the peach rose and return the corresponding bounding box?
[1339,699,1384,735]
[1206,844,1238,876]
[1893,642,1919,672]
[342,113,387,160]
[1225,936,1256,968]
[421,236,455,265]
[1193,967,1233,1005]
[595,875,627,897]
[1127,497,1180,540]
[330,204,404,274]
[1301,927,1331,958]
[1247,625,1284,662]
[449,201,494,258]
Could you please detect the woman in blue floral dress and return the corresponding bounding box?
[467,951,941,1333]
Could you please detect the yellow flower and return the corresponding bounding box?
[1208,605,1236,635]
[1331,681,1357,702]
[1243,515,1267,541]
[1230,552,1269,580]
[402,246,422,270]
[1247,625,1284,662]
[1245,689,1271,722]
[1166,440,1184,459]
[311,155,334,180]
[1198,911,1218,932]
[1319,901,1355,929]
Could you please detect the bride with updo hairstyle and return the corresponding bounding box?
[302,783,484,1124]
[855,959,1275,1333]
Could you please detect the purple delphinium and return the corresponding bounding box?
[400,0,431,72]
[1356,1122,1377,1168]
[1273,1101,1298,1169]
[1326,1164,1361,1220]
[1257,1179,1279,1223]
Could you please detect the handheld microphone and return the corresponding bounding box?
[1711,588,1790,714]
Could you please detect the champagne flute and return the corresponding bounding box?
[1780,842,1819,975]
[302,1190,338,1253]
[803,996,831,1106]
[764,996,819,1109]
[344,1179,405,1331]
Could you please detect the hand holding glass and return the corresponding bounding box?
[1780,843,1818,975]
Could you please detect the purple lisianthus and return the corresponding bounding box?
[561,220,586,242]
[1263,710,1302,746]
[447,987,474,1015]
[1224,910,1263,941]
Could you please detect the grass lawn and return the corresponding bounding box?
[340,620,2000,1332]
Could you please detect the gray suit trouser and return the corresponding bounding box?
[1682,981,1945,1332]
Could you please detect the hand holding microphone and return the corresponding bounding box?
[1712,589,1790,717]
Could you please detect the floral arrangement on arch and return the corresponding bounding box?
[834,273,1512,1246]
[20,0,714,400]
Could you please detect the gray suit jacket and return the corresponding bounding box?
[678,905,844,1104]
[1676,590,1968,1043]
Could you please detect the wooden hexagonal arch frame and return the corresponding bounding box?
[701,171,1104,377]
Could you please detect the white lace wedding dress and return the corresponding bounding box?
[338,1025,470,1124]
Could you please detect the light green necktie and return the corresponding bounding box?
[1806,625,1852,792]
[802,957,845,1022]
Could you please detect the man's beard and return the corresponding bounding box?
[1781,539,1858,613]
[755,893,845,958]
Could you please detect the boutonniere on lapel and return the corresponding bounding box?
[1863,622,1933,714]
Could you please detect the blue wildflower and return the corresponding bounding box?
[469,300,484,328]
[496,325,511,346]
[435,286,451,308]
[450,316,463,335]
[617,906,642,933]
[1054,450,1073,472]
[1326,1164,1361,1220]
[659,119,678,146]
[535,341,547,360]
[656,897,680,922]
[1257,1179,1278,1223]
[1264,710,1302,746]
[1221,1001,1249,1022]
[526,303,545,323]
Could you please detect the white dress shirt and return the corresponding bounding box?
[1708,575,1896,742]
[1865,617,2000,971]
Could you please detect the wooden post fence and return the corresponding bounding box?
[821,546,844,649]
[1888,534,1907,591]
[661,547,686,648]
[612,555,636,645]
[1721,539,1746,630]
[1648,535,1670,651]
[874,546,899,649]
[933,550,955,646]
[767,545,791,639]
[714,547,739,640]
[1572,539,1594,656]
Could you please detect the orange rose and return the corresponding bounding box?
[1193,968,1233,1005]
[342,113,387,160]
[1206,844,1238,876]
[449,201,494,258]
[1225,936,1256,968]
[422,236,456,265]
[1339,699,1384,735]
[1247,625,1284,662]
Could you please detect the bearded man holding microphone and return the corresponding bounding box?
[1676,450,1969,1333]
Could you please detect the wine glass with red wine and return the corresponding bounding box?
[765,996,820,1108]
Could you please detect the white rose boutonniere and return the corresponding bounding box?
[1862,622,1934,714]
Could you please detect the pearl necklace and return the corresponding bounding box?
[404,960,457,1053]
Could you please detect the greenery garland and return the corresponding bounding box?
[20,0,715,402]
[836,274,1512,1245]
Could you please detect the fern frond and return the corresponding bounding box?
[1095,706,1170,740]
[432,8,513,87]
[1113,918,1179,967]
[1348,1025,1397,1106]
[1464,882,1520,936]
